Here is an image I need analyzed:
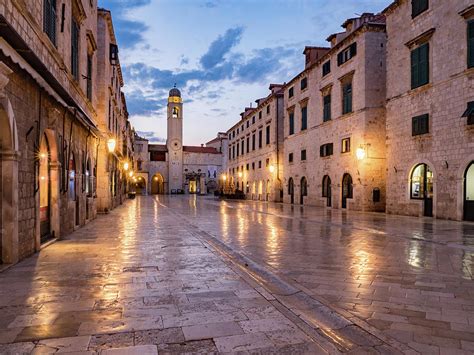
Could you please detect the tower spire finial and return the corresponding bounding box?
[174,83,177,88]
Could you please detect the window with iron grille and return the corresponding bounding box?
[86,54,93,101]
[412,114,429,136]
[289,112,294,135]
[411,43,429,89]
[337,43,357,66]
[301,149,306,161]
[322,60,331,76]
[43,0,57,45]
[71,18,80,80]
[342,82,352,114]
[412,0,428,18]
[323,94,331,121]
[320,143,334,157]
[301,106,307,130]
[301,77,307,90]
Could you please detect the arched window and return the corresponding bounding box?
[300,177,308,196]
[172,107,179,118]
[288,178,294,195]
[410,163,433,199]
[342,173,353,199]
[464,161,474,221]
[322,175,331,197]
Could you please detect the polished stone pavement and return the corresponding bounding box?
[0,195,473,354]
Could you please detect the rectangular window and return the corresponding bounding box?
[266,125,270,144]
[241,140,244,155]
[468,20,474,68]
[252,162,255,170]
[267,105,270,114]
[110,43,119,64]
[288,153,293,163]
[301,149,306,161]
[342,82,353,114]
[411,43,429,89]
[289,112,294,135]
[301,106,307,130]
[246,163,249,171]
[258,161,262,168]
[259,111,262,119]
[258,130,262,148]
[252,133,256,150]
[252,116,255,124]
[43,0,57,45]
[412,114,429,136]
[320,143,334,157]
[301,77,307,90]
[228,147,231,160]
[322,60,331,76]
[237,128,239,135]
[462,101,474,125]
[412,0,428,18]
[246,137,250,153]
[86,54,93,101]
[323,94,331,122]
[337,43,357,66]
[289,87,294,98]
[266,158,270,167]
[71,18,80,80]
[232,145,235,159]
[246,121,249,128]
[236,142,239,157]
[341,138,351,153]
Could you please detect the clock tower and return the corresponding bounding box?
[167,86,184,193]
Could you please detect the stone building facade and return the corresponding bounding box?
[225,84,284,202]
[133,88,224,195]
[282,14,387,211]
[0,0,133,266]
[383,0,474,221]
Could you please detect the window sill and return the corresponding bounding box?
[409,82,432,94]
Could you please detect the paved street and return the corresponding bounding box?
[0,195,474,354]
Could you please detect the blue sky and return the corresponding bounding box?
[98,0,392,145]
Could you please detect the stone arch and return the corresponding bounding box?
[457,154,474,220]
[151,173,165,194]
[407,161,436,217]
[0,62,19,264]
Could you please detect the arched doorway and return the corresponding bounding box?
[464,162,474,221]
[135,176,146,195]
[288,178,294,204]
[300,177,307,205]
[39,134,52,242]
[151,173,165,194]
[342,173,353,209]
[410,163,433,217]
[322,175,331,207]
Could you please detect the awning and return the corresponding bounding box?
[462,102,474,117]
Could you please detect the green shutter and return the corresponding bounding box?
[468,20,474,68]
[419,43,429,86]
[411,48,419,88]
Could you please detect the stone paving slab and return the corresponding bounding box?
[0,196,329,354]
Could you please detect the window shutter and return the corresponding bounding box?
[347,84,352,113]
[329,143,333,155]
[411,48,418,88]
[350,43,357,57]
[320,146,324,157]
[411,0,419,17]
[419,43,429,86]
[469,20,474,68]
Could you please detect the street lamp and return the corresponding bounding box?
[123,162,129,171]
[222,174,227,181]
[238,171,243,178]
[356,146,366,160]
[269,165,275,173]
[128,171,134,178]
[107,138,116,153]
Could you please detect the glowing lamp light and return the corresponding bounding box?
[39,152,47,160]
[107,138,116,153]
[123,162,129,171]
[269,165,275,173]
[222,175,227,181]
[238,172,243,178]
[356,147,366,160]
[40,176,45,180]
[128,171,134,177]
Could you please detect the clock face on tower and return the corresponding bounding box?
[170,139,182,151]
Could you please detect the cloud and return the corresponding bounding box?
[200,26,243,70]
[180,55,190,65]
[125,89,167,116]
[201,1,219,8]
[136,131,166,143]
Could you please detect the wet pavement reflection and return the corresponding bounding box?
[168,196,474,354]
